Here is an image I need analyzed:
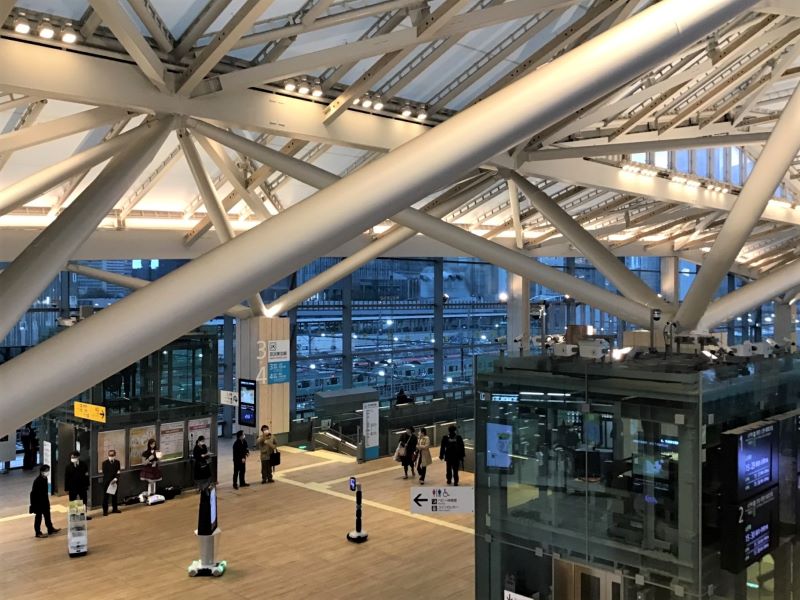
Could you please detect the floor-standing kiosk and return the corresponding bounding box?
[188,485,225,576]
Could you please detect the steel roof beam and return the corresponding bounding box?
[172,0,228,61]
[127,0,175,53]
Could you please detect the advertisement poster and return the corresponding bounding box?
[159,421,185,461]
[188,418,212,451]
[362,401,379,460]
[97,429,127,473]
[487,422,513,469]
[238,379,257,427]
[129,425,156,466]
[267,339,290,384]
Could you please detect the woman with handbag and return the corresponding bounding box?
[416,427,432,484]
[398,426,417,480]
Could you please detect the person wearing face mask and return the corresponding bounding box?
[64,450,92,519]
[193,436,212,490]
[102,449,122,516]
[256,425,278,484]
[30,464,60,538]
[439,425,466,486]
[232,430,250,489]
[140,438,162,497]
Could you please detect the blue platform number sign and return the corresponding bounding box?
[267,340,290,384]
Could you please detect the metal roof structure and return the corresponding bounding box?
[0,0,797,274]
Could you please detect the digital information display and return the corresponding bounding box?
[197,485,218,536]
[721,421,779,501]
[486,422,513,470]
[238,379,257,427]
[491,393,519,403]
[721,486,778,573]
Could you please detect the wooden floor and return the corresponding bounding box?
[0,446,475,600]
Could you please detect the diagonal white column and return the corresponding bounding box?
[392,208,652,326]
[675,83,800,330]
[0,123,156,217]
[0,118,172,340]
[0,0,757,429]
[696,259,800,332]
[65,263,253,319]
[506,170,670,311]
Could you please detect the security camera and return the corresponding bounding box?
[651,308,662,322]
[513,336,523,343]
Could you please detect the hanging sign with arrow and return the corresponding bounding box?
[410,486,474,514]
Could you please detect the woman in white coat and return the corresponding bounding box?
[416,427,433,484]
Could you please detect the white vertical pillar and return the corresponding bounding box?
[506,273,530,354]
[774,302,794,344]
[660,256,679,304]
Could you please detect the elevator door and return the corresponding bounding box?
[554,559,623,600]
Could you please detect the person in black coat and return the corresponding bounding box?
[232,430,250,489]
[101,449,122,516]
[439,425,466,486]
[64,450,92,519]
[398,426,418,479]
[193,436,212,489]
[30,464,60,538]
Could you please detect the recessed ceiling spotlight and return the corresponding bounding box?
[416,105,428,121]
[311,86,323,98]
[297,79,310,95]
[284,79,297,92]
[38,19,55,40]
[13,16,31,34]
[361,96,373,109]
[373,97,384,111]
[352,97,361,105]
[61,24,78,44]
[401,104,412,118]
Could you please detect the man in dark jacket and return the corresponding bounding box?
[101,449,122,516]
[30,464,60,538]
[232,430,250,489]
[439,425,466,486]
[64,450,92,519]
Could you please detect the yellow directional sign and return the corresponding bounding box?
[74,401,106,423]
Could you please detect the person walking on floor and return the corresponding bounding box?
[416,427,432,484]
[101,449,122,516]
[30,464,59,538]
[193,436,212,490]
[399,426,417,479]
[256,425,278,484]
[64,450,92,519]
[232,430,250,489]
[439,425,466,486]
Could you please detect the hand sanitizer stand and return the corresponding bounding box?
[67,500,88,557]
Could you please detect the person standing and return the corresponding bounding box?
[416,427,432,484]
[439,425,466,486]
[101,449,122,516]
[30,464,59,538]
[140,438,162,497]
[193,436,212,490]
[64,450,92,519]
[256,425,278,484]
[232,430,250,489]
[399,426,418,479]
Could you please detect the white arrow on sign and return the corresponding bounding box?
[409,486,474,514]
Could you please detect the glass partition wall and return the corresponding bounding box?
[475,354,800,600]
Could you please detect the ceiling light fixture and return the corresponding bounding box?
[416,105,428,121]
[311,86,323,98]
[373,97,384,111]
[297,80,310,95]
[284,79,297,92]
[13,16,31,34]
[401,104,413,118]
[361,96,373,109]
[61,24,78,44]
[38,19,55,39]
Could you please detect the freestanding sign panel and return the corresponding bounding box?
[362,401,379,460]
[219,390,238,407]
[410,486,474,514]
[267,340,290,384]
[42,440,52,493]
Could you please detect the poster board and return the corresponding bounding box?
[267,340,290,384]
[159,421,185,461]
[97,429,127,473]
[188,417,212,451]
[362,401,379,460]
[128,425,156,467]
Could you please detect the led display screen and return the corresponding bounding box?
[486,422,513,470]
[238,378,257,427]
[721,486,778,573]
[491,393,519,403]
[721,421,779,501]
